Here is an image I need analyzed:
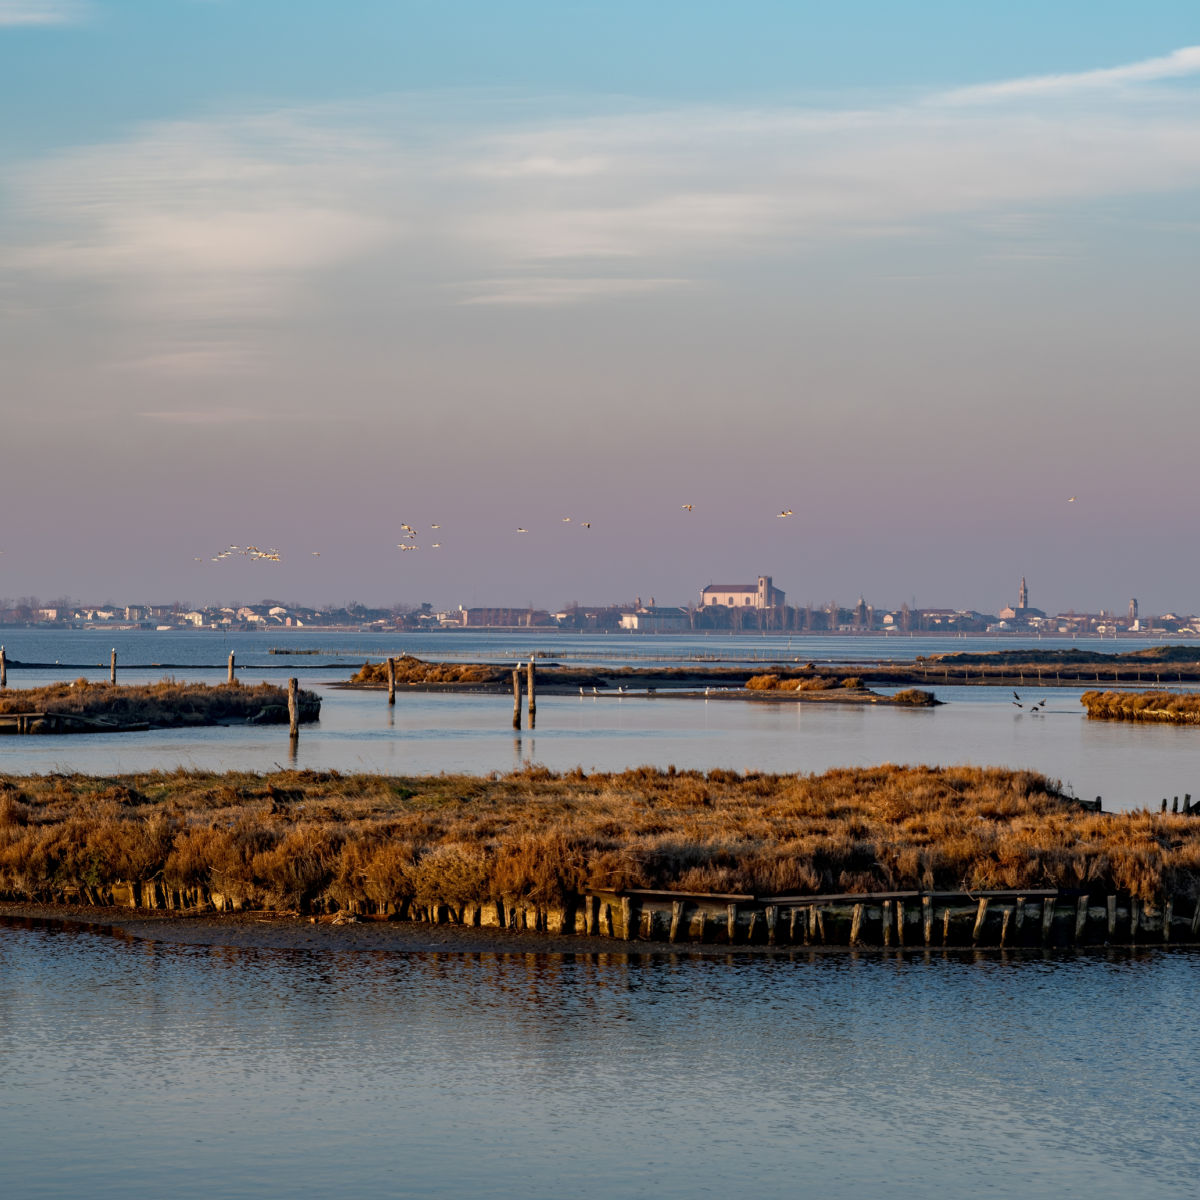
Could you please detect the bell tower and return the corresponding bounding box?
[1018,577,1028,610]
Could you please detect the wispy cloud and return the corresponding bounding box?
[5,45,1200,375]
[139,408,268,425]
[938,44,1200,104]
[460,276,689,306]
[0,0,87,26]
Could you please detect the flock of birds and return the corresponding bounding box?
[190,496,1078,566]
[197,544,283,564]
[1012,691,1048,716]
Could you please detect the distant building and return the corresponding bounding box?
[619,606,690,633]
[701,576,785,609]
[998,576,1046,623]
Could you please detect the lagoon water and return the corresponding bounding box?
[4,630,1200,1197]
[1,630,1198,809]
[1,919,1198,1200]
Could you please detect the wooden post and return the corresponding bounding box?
[895,899,905,947]
[288,677,299,738]
[922,895,933,945]
[765,904,778,946]
[1130,897,1141,941]
[972,897,990,943]
[527,659,536,722]
[387,657,396,705]
[512,668,522,730]
[1000,906,1012,946]
[669,900,684,943]
[1014,896,1026,938]
[621,896,634,940]
[727,902,738,944]
[1106,895,1117,939]
[850,903,864,946]
[1074,896,1088,943]
[227,651,236,684]
[882,899,893,947]
[110,648,117,685]
[1162,899,1173,943]
[0,645,6,688]
[1041,897,1056,944]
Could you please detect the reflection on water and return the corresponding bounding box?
[0,920,1197,1199]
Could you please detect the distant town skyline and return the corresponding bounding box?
[1,574,1188,640]
[4,4,1200,613]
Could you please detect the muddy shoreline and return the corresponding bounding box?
[0,901,733,956]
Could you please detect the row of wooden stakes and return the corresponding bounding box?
[21,883,1200,949]
[381,656,538,728]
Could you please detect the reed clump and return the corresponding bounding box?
[0,680,320,727]
[352,656,505,685]
[0,765,1195,910]
[1082,690,1200,725]
[746,673,834,691]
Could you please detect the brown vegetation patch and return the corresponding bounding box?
[1082,690,1200,724]
[0,765,1195,910]
[352,656,505,685]
[0,680,320,727]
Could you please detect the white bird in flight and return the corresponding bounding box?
[681,504,693,512]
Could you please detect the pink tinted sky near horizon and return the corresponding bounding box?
[3,24,1200,614]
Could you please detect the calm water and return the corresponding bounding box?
[0,628,1198,808]
[1,920,1197,1200]
[4,633,1199,1197]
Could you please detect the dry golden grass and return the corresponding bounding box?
[1082,690,1200,724]
[352,656,505,685]
[0,679,320,726]
[1,765,1196,909]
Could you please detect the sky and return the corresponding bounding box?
[3,1,1200,615]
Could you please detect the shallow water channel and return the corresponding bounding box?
[1,918,1197,1200]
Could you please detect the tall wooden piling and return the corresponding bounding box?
[109,648,117,685]
[227,651,235,684]
[512,668,522,730]
[288,677,299,738]
[0,645,6,688]
[1041,897,1056,944]
[526,659,536,722]
[387,657,396,705]
[669,900,685,943]
[972,897,990,943]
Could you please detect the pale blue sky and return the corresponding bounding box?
[3,2,1200,613]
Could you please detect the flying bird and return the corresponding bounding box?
[581,522,591,529]
[562,517,571,523]
[516,527,528,533]
[777,509,794,518]
[681,504,693,512]
[1068,497,1076,502]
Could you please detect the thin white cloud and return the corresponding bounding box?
[939,45,1200,105]
[140,409,267,425]
[460,276,689,306]
[5,45,1200,376]
[0,0,87,26]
